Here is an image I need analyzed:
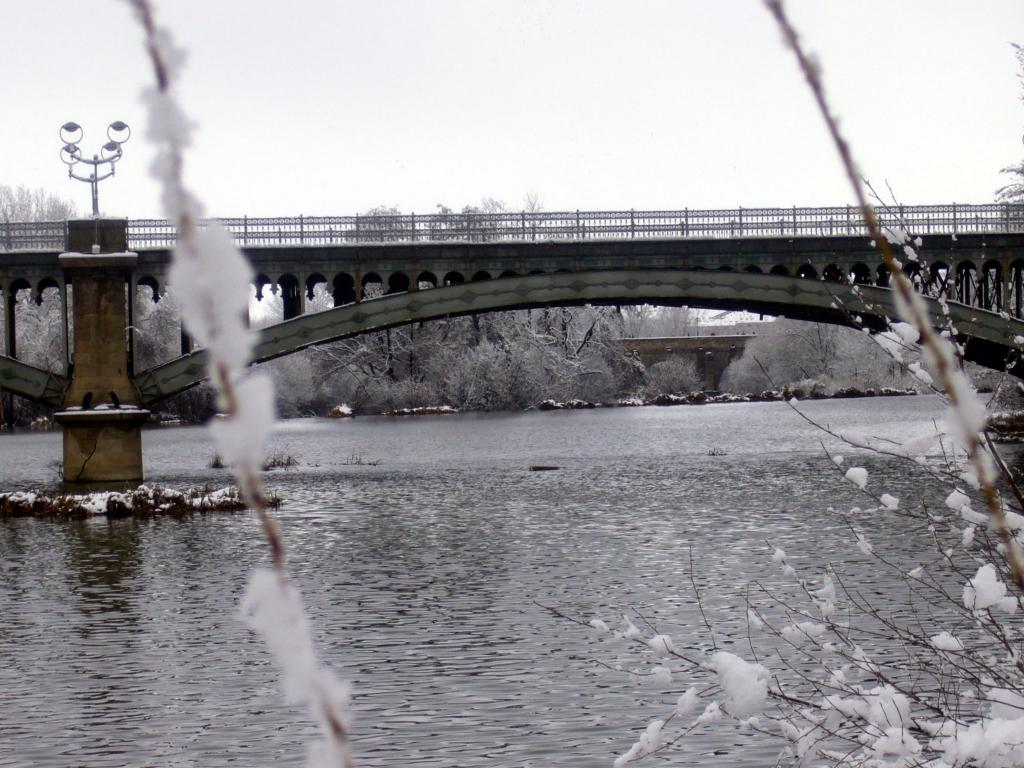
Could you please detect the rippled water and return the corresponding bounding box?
[0,397,959,766]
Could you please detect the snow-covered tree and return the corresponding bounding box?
[996,43,1024,203]
[642,358,701,396]
[134,286,183,370]
[619,305,697,338]
[11,290,65,372]
[0,184,76,223]
[721,318,915,394]
[303,305,641,414]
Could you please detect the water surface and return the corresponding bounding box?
[0,397,957,766]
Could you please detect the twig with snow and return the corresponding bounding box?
[764,0,1024,589]
[125,2,352,765]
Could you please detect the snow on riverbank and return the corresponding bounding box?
[538,387,918,411]
[383,405,459,416]
[0,485,273,518]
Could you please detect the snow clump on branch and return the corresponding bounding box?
[844,466,868,490]
[708,652,768,718]
[963,564,1008,612]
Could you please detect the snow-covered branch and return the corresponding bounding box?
[125,2,352,765]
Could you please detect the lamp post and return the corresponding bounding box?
[55,120,148,489]
[59,121,131,218]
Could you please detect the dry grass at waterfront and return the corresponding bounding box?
[210,453,299,470]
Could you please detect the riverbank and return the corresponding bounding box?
[538,386,918,411]
[323,386,921,420]
[987,411,1024,443]
[0,484,276,519]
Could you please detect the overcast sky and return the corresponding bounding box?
[3,1,1021,219]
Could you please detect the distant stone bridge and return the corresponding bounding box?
[620,334,754,390]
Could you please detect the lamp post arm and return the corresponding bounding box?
[68,170,99,183]
[67,153,122,169]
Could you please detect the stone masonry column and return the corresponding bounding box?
[54,219,149,491]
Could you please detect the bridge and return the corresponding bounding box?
[1,204,1023,488]
[619,333,755,390]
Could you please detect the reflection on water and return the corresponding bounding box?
[0,397,955,766]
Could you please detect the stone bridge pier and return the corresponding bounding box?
[55,219,149,490]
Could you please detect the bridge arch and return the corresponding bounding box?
[254,273,272,301]
[387,271,410,294]
[333,273,356,306]
[35,276,60,305]
[131,269,1024,405]
[905,262,925,291]
[306,273,327,301]
[956,261,978,304]
[138,275,161,301]
[361,272,384,299]
[876,264,891,287]
[850,263,872,285]
[417,271,438,289]
[795,264,816,279]
[8,278,31,299]
[982,260,1003,312]
[822,264,844,283]
[277,273,302,319]
[1011,260,1024,316]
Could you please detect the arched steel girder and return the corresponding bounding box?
[0,354,68,406]
[132,270,1024,405]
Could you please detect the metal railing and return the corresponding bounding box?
[1,220,67,251]
[3,204,1023,251]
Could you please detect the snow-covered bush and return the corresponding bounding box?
[581,457,1024,766]
[563,3,1024,765]
[643,358,701,397]
[720,318,919,395]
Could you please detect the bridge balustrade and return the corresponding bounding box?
[2,220,67,251]
[2,204,1023,251]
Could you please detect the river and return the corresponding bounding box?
[0,396,964,767]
